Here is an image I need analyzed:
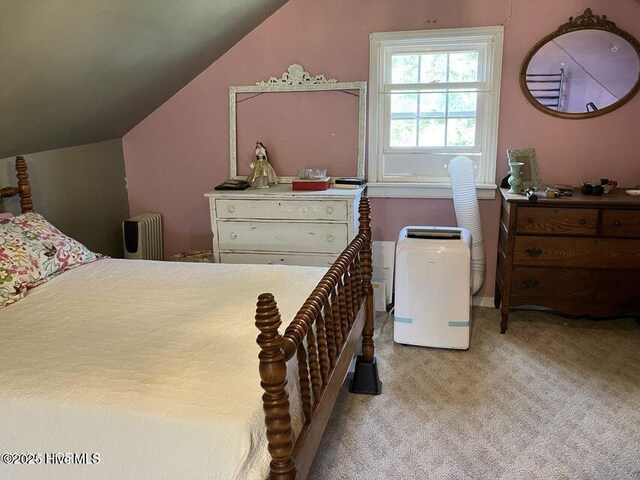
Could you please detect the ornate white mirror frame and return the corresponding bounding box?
[229,64,367,182]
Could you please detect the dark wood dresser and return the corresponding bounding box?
[495,188,640,333]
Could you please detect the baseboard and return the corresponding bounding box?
[472,296,495,308]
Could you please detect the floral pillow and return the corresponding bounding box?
[0,213,102,306]
[0,230,45,307]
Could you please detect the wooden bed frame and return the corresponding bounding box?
[256,195,380,479]
[1,156,32,213]
[3,156,379,480]
[256,196,379,480]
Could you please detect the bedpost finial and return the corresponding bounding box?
[357,196,371,241]
[255,293,296,479]
[256,293,282,348]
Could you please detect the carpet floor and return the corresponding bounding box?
[307,308,640,480]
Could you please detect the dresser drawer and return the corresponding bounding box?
[216,199,348,221]
[511,267,596,299]
[220,252,336,267]
[514,236,640,269]
[516,207,598,235]
[601,210,640,238]
[217,221,348,254]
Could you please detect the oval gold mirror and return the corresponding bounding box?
[520,8,640,119]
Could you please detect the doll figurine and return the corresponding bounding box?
[247,142,279,188]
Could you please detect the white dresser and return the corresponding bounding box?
[204,185,365,267]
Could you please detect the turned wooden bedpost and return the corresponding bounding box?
[256,293,296,480]
[349,196,382,395]
[359,196,375,363]
[16,156,33,213]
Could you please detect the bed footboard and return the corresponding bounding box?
[0,156,33,213]
[255,195,379,480]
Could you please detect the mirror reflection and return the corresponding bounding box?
[526,29,639,114]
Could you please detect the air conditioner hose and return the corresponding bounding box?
[448,156,485,295]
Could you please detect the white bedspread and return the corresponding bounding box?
[0,259,326,480]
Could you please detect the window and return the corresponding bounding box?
[368,27,504,199]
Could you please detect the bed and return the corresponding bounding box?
[0,156,380,480]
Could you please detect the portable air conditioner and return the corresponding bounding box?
[123,212,163,260]
[394,226,472,349]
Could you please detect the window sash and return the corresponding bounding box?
[383,45,489,85]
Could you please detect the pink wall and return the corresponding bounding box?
[123,0,640,299]
[235,90,360,177]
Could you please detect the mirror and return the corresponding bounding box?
[229,64,366,182]
[520,8,640,119]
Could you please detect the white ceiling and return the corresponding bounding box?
[0,0,287,158]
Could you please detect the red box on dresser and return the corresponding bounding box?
[292,177,331,191]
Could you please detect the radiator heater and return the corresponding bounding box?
[123,212,163,260]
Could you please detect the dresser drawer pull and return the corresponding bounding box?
[326,206,334,215]
[579,219,586,225]
[227,205,235,213]
[527,217,534,224]
[525,247,543,258]
[327,234,334,243]
[230,232,238,240]
[522,278,539,289]
[614,220,621,227]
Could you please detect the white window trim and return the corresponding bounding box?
[367,26,504,200]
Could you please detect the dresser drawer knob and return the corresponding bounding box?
[527,217,534,224]
[522,278,539,289]
[614,220,621,227]
[326,206,334,215]
[299,207,308,215]
[579,219,586,225]
[227,206,235,213]
[327,234,334,242]
[525,247,543,257]
[230,232,238,240]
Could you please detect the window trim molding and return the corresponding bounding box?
[368,26,504,199]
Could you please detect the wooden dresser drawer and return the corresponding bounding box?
[514,236,640,269]
[216,199,348,221]
[512,267,640,303]
[516,207,598,235]
[601,210,640,238]
[511,267,596,300]
[217,221,348,254]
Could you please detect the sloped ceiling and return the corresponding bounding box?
[0,0,287,158]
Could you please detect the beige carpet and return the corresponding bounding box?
[307,308,640,480]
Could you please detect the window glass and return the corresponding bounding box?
[390,119,417,147]
[419,118,446,146]
[390,93,418,116]
[448,52,479,82]
[391,55,420,83]
[447,118,476,146]
[419,54,448,83]
[448,91,477,116]
[419,92,446,117]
